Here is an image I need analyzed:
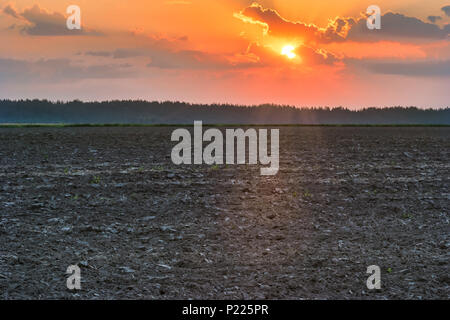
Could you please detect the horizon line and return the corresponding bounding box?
[1,99,449,111]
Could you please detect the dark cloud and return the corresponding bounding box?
[236,3,449,43]
[297,46,338,65]
[83,43,261,70]
[427,16,442,23]
[85,48,158,60]
[113,49,145,59]
[347,12,449,41]
[3,4,100,36]
[236,3,352,44]
[82,35,194,60]
[146,49,225,69]
[442,6,450,17]
[0,58,133,83]
[83,47,258,69]
[85,51,113,57]
[347,59,450,77]
[3,4,20,18]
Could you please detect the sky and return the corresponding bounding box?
[0,0,449,108]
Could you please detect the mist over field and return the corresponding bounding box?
[1,100,449,125]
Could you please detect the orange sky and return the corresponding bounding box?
[0,0,449,108]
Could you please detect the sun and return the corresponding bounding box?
[281,45,296,59]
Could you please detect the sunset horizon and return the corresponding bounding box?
[1,0,449,108]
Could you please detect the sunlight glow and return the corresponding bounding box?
[281,45,296,59]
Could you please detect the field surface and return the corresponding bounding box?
[0,127,448,299]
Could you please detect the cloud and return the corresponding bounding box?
[82,47,259,69]
[427,16,442,23]
[147,49,221,69]
[347,59,450,77]
[3,4,20,18]
[235,3,450,70]
[85,51,113,57]
[234,3,352,44]
[347,12,449,41]
[442,6,450,17]
[113,49,146,59]
[84,49,144,59]
[106,47,259,69]
[243,41,339,67]
[81,33,262,70]
[297,46,338,65]
[0,58,133,83]
[146,48,263,69]
[236,3,449,43]
[3,4,100,36]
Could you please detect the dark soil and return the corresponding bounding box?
[0,127,448,299]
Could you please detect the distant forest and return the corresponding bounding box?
[0,100,449,125]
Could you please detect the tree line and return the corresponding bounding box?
[0,99,449,124]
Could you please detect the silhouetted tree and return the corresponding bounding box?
[0,100,448,124]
